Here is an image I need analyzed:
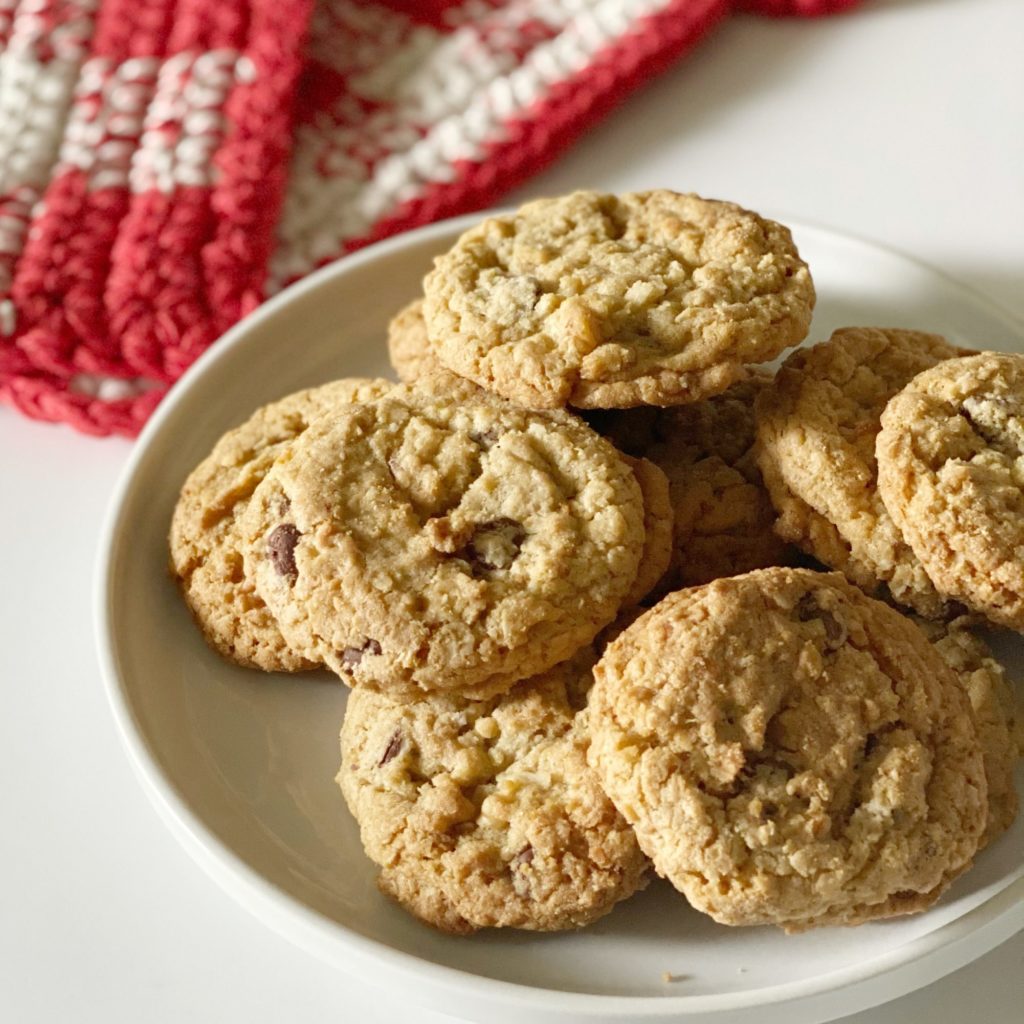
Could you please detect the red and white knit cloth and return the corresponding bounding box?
[0,0,859,437]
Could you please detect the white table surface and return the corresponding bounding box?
[2,1,1022,1020]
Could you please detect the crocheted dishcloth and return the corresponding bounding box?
[0,0,859,436]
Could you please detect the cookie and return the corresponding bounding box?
[915,617,1019,845]
[877,352,1024,631]
[620,455,673,606]
[169,377,392,670]
[587,568,987,931]
[241,384,646,699]
[593,372,792,590]
[338,650,648,933]
[422,190,815,410]
[756,327,968,618]
[387,298,456,385]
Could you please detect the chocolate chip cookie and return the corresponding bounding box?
[593,371,792,590]
[756,327,967,617]
[387,298,452,384]
[620,455,673,606]
[878,352,1024,631]
[587,568,987,931]
[241,384,646,699]
[915,616,1020,845]
[338,650,648,933]
[169,377,392,670]
[423,190,815,409]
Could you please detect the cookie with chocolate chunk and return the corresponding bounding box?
[387,299,455,385]
[915,616,1020,845]
[587,568,987,931]
[169,377,392,670]
[338,650,648,933]
[422,190,814,409]
[755,327,966,617]
[593,372,792,590]
[878,352,1024,630]
[240,383,646,699]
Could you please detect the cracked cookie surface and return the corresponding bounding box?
[593,372,792,590]
[587,568,987,931]
[422,190,814,410]
[878,353,1024,631]
[338,651,648,933]
[169,377,392,670]
[241,384,646,699]
[756,327,967,617]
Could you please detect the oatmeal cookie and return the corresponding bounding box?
[338,651,648,933]
[620,455,673,606]
[915,617,1019,845]
[241,384,646,699]
[169,377,392,670]
[387,298,458,385]
[878,352,1024,631]
[756,327,967,617]
[422,190,814,409]
[587,568,987,931]
[594,371,792,590]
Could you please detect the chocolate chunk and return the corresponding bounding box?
[267,524,301,581]
[378,729,403,766]
[513,844,534,866]
[795,592,846,650]
[820,610,847,650]
[795,593,819,621]
[470,428,499,447]
[340,638,382,668]
[459,518,526,574]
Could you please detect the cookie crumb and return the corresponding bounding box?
[661,971,688,984]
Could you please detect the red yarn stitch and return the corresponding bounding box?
[0,0,862,438]
[111,0,253,381]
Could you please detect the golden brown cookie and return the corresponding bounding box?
[620,455,673,606]
[587,568,987,931]
[169,377,392,670]
[593,372,793,590]
[878,352,1024,631]
[423,190,814,410]
[915,617,1019,845]
[386,298,457,385]
[338,650,648,933]
[240,384,646,699]
[756,327,968,617]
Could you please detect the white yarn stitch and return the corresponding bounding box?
[130,49,245,195]
[0,0,97,328]
[271,0,675,287]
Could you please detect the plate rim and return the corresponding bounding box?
[95,211,1024,1022]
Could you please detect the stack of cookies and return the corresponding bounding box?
[170,190,1020,936]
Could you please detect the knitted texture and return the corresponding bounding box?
[0,0,860,437]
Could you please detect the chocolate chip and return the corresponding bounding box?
[340,638,382,668]
[795,593,819,621]
[267,524,301,581]
[470,428,499,447]
[820,610,847,650]
[458,518,526,574]
[513,844,534,866]
[795,592,847,650]
[378,729,403,766]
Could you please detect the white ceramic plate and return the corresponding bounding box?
[97,215,1024,1024]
